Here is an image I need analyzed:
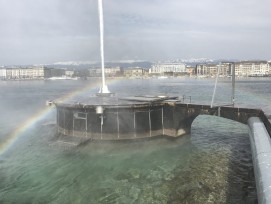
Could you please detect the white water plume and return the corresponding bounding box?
[98,0,110,94]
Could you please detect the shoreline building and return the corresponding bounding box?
[149,63,186,76]
[0,66,50,80]
[185,66,196,76]
[0,68,7,79]
[124,67,148,77]
[196,63,232,77]
[89,67,122,77]
[0,66,62,80]
[196,61,271,77]
[235,61,270,77]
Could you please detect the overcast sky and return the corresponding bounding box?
[0,0,270,65]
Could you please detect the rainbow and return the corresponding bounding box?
[0,77,122,156]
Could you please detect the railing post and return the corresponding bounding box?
[149,108,151,137]
[134,109,136,138]
[117,108,120,139]
[231,63,236,107]
[100,115,103,139]
[162,107,164,135]
[85,113,88,138]
[72,113,75,137]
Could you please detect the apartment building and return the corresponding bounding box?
[149,63,186,74]
[6,68,21,79]
[65,70,75,77]
[89,67,122,77]
[0,68,7,79]
[235,61,269,77]
[196,61,271,77]
[196,63,232,77]
[186,67,196,76]
[0,66,50,79]
[105,67,121,76]
[124,68,148,77]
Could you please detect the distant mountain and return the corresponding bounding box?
[53,61,97,66]
[50,60,153,69]
[178,58,214,63]
[48,58,237,69]
[104,61,152,69]
[175,58,240,66]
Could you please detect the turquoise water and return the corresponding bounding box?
[1,78,270,203]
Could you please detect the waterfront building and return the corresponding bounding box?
[124,68,148,77]
[149,63,186,74]
[49,68,66,77]
[6,68,21,79]
[19,68,30,79]
[186,67,196,76]
[89,68,101,77]
[65,70,75,77]
[31,67,45,79]
[105,67,122,76]
[89,67,122,77]
[235,61,269,77]
[0,68,7,79]
[196,63,231,77]
[196,61,271,77]
[0,66,50,80]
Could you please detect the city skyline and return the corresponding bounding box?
[0,0,270,65]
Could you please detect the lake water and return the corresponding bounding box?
[0,77,270,203]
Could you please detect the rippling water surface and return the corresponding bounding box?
[1,77,270,203]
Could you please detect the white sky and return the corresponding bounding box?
[0,0,270,65]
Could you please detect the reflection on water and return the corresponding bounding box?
[0,78,268,203]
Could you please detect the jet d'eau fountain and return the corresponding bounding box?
[98,0,110,94]
[51,0,196,141]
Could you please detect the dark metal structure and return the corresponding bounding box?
[55,96,180,140]
[54,95,271,141]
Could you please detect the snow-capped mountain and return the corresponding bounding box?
[53,61,97,66]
